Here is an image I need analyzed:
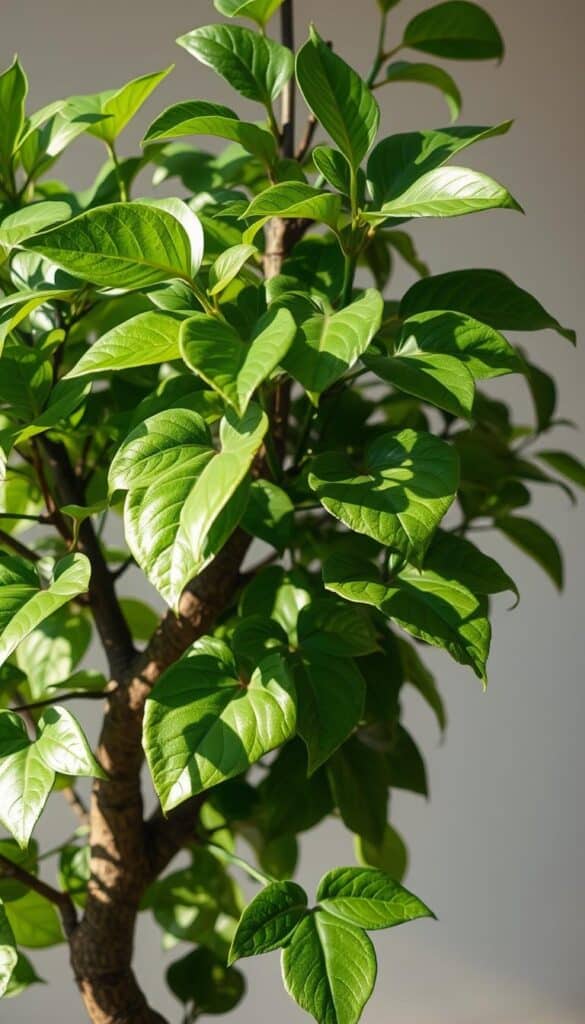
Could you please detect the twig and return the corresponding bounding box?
[111,555,135,581]
[0,528,42,563]
[295,114,317,162]
[62,785,90,826]
[12,689,110,713]
[0,852,78,937]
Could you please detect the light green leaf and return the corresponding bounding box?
[143,637,297,810]
[0,899,17,997]
[180,307,295,414]
[228,881,307,964]
[143,101,277,164]
[401,269,576,344]
[296,27,380,168]
[403,1,504,60]
[365,349,475,417]
[241,479,294,550]
[497,515,563,591]
[243,182,341,231]
[177,24,293,105]
[0,58,27,168]
[208,244,257,296]
[384,61,461,121]
[295,654,365,774]
[0,711,55,849]
[65,311,183,378]
[214,0,284,26]
[36,707,105,779]
[309,428,459,566]
[282,909,376,1024]
[23,202,198,290]
[119,598,159,642]
[4,890,63,948]
[15,607,91,698]
[84,66,173,145]
[2,950,42,998]
[367,122,512,207]
[324,554,490,682]
[0,202,72,247]
[536,451,585,490]
[364,165,521,222]
[396,310,521,379]
[15,377,91,445]
[355,824,409,881]
[0,289,77,358]
[317,867,434,930]
[284,288,383,402]
[0,558,39,634]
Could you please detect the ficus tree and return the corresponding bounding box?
[0,0,581,1021]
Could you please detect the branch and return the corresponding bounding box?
[0,853,78,937]
[0,528,42,563]
[12,689,110,713]
[280,0,295,157]
[62,785,90,826]
[295,114,317,162]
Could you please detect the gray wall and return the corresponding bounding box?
[2,1,584,1021]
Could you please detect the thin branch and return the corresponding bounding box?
[0,852,78,937]
[0,528,42,563]
[12,689,110,714]
[111,555,135,581]
[295,113,317,162]
[62,785,90,826]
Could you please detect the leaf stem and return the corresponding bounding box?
[0,528,42,563]
[107,142,128,202]
[12,689,111,714]
[366,10,389,88]
[206,841,274,886]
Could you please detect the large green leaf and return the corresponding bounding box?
[384,61,462,121]
[0,58,27,169]
[180,307,295,415]
[177,25,293,106]
[364,349,475,418]
[243,183,341,232]
[324,554,490,682]
[0,201,72,246]
[23,201,201,290]
[83,66,173,145]
[400,269,576,343]
[143,637,297,810]
[296,27,380,169]
[309,429,459,566]
[228,881,308,963]
[295,653,365,775]
[65,311,183,378]
[497,515,563,590]
[283,289,383,402]
[282,909,376,1024]
[143,101,277,164]
[0,554,91,670]
[214,0,284,26]
[367,122,511,207]
[403,1,504,60]
[36,707,105,779]
[317,867,433,930]
[396,310,521,379]
[364,166,520,222]
[0,899,17,997]
[0,712,54,849]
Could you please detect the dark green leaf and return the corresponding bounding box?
[0,899,17,997]
[384,61,461,121]
[229,881,307,963]
[328,736,388,845]
[497,516,563,590]
[537,451,585,490]
[355,823,409,881]
[295,654,365,774]
[166,947,245,1012]
[241,479,294,550]
[403,1,504,60]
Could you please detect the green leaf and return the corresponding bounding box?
[365,349,475,418]
[327,737,388,845]
[297,598,379,658]
[497,515,563,590]
[119,598,159,642]
[282,909,376,1024]
[295,654,365,775]
[317,867,433,930]
[428,529,518,601]
[296,27,380,168]
[143,638,297,810]
[0,554,91,670]
[243,182,341,232]
[241,479,294,550]
[324,555,490,682]
[23,201,200,290]
[0,289,77,358]
[3,890,63,948]
[537,451,585,490]
[396,310,521,380]
[143,100,277,164]
[0,58,27,170]
[364,165,520,222]
[2,951,43,997]
[214,0,284,26]
[65,311,183,378]
[208,244,258,296]
[367,122,511,208]
[283,289,383,402]
[312,146,356,198]
[166,947,245,1012]
[36,706,105,778]
[355,824,408,881]
[180,307,295,415]
[403,1,504,60]
[0,899,17,997]
[521,356,556,433]
[15,377,91,445]
[177,25,293,105]
[228,881,307,964]
[85,66,173,145]
[0,558,38,635]
[0,711,54,849]
[15,607,91,698]
[0,202,72,247]
[309,429,459,566]
[384,61,461,120]
[401,269,576,344]
[398,638,446,732]
[239,566,313,643]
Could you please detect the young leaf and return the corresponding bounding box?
[401,269,576,343]
[177,25,293,105]
[228,881,308,964]
[3,890,63,948]
[84,66,173,145]
[317,867,434,930]
[23,202,199,290]
[36,707,105,779]
[282,909,376,1024]
[384,61,462,121]
[296,27,380,168]
[0,289,77,358]
[497,516,563,590]
[243,182,341,231]
[309,429,459,566]
[397,310,521,380]
[214,0,284,26]
[0,900,18,998]
[143,638,297,810]
[283,288,383,401]
[208,243,257,296]
[403,1,504,61]
[143,100,277,164]
[295,654,365,774]
[65,311,183,378]
[364,166,521,222]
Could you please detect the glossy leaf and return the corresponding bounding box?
[364,166,521,222]
[243,182,341,230]
[84,66,173,145]
[228,881,307,963]
[144,638,296,810]
[0,202,72,246]
[365,349,475,418]
[0,712,54,849]
[403,1,504,60]
[208,244,258,296]
[143,101,277,164]
[0,899,17,998]
[177,25,293,105]
[282,909,376,1024]
[317,867,433,930]
[65,311,183,378]
[309,429,459,566]
[0,289,77,358]
[296,27,380,168]
[397,310,521,380]
[384,61,461,121]
[36,707,105,779]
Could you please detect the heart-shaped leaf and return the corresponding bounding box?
[365,349,475,417]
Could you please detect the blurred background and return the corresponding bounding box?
[1,1,584,1021]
